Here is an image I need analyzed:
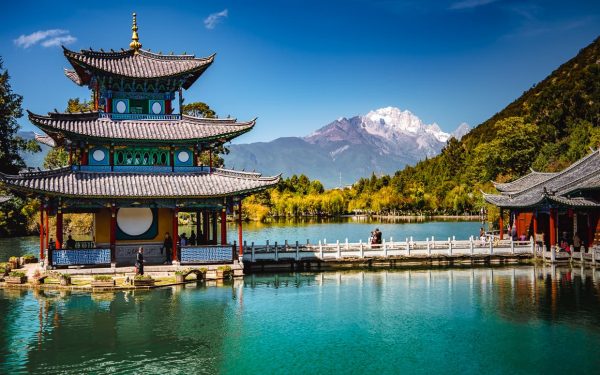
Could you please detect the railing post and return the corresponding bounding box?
[285,240,289,252]
[489,237,494,255]
[275,241,279,262]
[319,240,323,259]
[337,240,341,259]
[426,238,431,256]
[510,237,515,254]
[360,240,364,258]
[448,237,452,256]
[406,238,410,256]
[592,248,596,264]
[432,236,435,249]
[233,241,237,260]
[531,236,535,257]
[551,246,556,263]
[295,241,299,261]
[383,239,387,257]
[266,240,270,252]
[470,236,474,255]
[345,238,349,250]
[251,242,255,262]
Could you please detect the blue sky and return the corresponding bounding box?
[1,0,598,143]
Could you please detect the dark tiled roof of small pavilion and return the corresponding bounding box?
[63,47,215,89]
[492,171,556,193]
[28,111,255,145]
[0,167,280,199]
[483,149,600,208]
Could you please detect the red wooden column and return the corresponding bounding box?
[56,208,63,249]
[499,209,504,240]
[533,211,538,237]
[238,201,243,256]
[196,211,202,244]
[587,213,594,248]
[39,203,45,260]
[172,208,179,262]
[221,209,227,245]
[549,208,557,246]
[212,212,218,245]
[110,206,117,262]
[203,211,209,243]
[44,206,49,253]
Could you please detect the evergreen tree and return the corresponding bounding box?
[0,58,39,174]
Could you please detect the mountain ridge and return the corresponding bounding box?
[225,107,469,187]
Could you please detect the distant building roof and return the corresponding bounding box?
[63,47,215,89]
[0,167,280,199]
[28,111,255,146]
[483,149,600,208]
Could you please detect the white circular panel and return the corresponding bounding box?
[177,151,190,163]
[115,100,127,114]
[117,208,153,236]
[151,101,163,114]
[92,149,105,162]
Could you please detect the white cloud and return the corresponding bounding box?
[450,0,499,10]
[204,9,228,30]
[41,35,76,47]
[14,29,76,48]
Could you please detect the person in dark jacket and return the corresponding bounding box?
[163,232,173,264]
[189,230,197,246]
[136,247,144,275]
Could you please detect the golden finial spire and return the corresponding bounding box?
[129,12,142,53]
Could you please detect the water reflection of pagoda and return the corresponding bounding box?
[0,14,279,267]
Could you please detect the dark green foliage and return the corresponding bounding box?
[0,58,40,174]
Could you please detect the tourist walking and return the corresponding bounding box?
[374,228,382,245]
[163,232,173,264]
[136,247,144,275]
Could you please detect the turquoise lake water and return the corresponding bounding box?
[0,218,483,262]
[1,266,599,374]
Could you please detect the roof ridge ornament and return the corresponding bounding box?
[129,12,142,53]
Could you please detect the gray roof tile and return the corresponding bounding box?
[0,168,279,199]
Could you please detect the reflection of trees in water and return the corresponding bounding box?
[474,267,600,329]
[7,285,238,374]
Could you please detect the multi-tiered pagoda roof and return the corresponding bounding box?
[483,149,600,208]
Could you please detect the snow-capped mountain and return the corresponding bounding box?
[224,107,470,187]
[304,107,462,160]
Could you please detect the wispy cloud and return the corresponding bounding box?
[449,0,499,10]
[14,29,76,48]
[204,9,228,30]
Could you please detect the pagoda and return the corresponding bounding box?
[0,14,279,268]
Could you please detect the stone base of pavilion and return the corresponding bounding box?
[38,260,244,279]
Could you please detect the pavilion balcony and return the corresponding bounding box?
[99,113,181,121]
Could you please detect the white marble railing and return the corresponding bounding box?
[242,236,535,262]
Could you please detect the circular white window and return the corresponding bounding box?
[115,100,127,114]
[117,208,154,236]
[177,151,190,163]
[92,149,105,162]
[151,101,163,114]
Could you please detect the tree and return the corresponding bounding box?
[181,102,216,118]
[0,58,40,174]
[41,97,95,170]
